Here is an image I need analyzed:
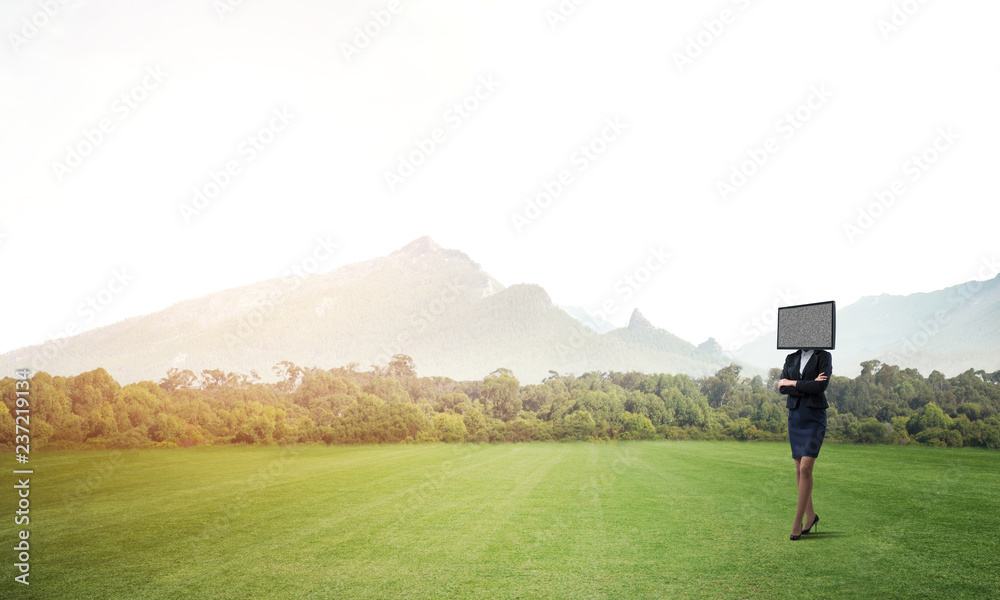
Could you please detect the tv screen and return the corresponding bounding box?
[777,300,836,350]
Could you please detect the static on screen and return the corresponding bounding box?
[776,301,836,350]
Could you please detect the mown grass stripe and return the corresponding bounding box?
[1,442,997,600]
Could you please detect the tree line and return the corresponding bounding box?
[2,356,999,450]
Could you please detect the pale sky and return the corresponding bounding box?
[2,0,999,360]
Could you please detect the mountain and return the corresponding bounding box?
[1,237,728,384]
[732,274,1000,377]
[558,306,617,333]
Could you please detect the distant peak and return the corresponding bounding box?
[698,337,723,355]
[509,283,553,305]
[627,308,655,331]
[396,236,440,256]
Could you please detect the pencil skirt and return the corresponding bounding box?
[788,404,827,459]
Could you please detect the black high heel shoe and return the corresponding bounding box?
[789,532,802,541]
[803,514,819,534]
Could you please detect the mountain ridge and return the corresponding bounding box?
[5,238,998,383]
[733,274,1000,377]
[1,237,725,384]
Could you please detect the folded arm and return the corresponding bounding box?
[778,352,832,396]
[795,352,832,395]
[778,362,801,396]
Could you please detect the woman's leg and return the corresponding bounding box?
[805,485,815,527]
[793,458,802,534]
[793,456,816,534]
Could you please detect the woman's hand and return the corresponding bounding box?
[779,373,827,390]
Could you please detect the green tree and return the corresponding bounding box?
[505,414,553,442]
[435,392,470,413]
[159,368,198,392]
[150,413,186,443]
[272,361,304,393]
[908,402,951,434]
[388,354,417,379]
[619,411,656,440]
[85,402,121,439]
[559,410,595,440]
[363,378,410,404]
[726,417,757,441]
[293,371,361,412]
[700,364,743,407]
[0,405,16,447]
[852,418,888,444]
[26,373,73,430]
[463,405,487,439]
[118,383,161,429]
[68,368,120,416]
[888,416,910,445]
[481,371,521,422]
[200,369,240,391]
[432,413,466,442]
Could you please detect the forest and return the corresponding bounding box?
[2,356,999,450]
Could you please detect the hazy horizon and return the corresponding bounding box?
[3,0,999,363]
[2,232,997,361]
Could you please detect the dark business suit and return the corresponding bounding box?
[779,349,832,458]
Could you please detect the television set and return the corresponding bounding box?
[776,300,836,350]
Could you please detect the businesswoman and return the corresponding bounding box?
[778,347,832,540]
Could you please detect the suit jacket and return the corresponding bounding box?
[779,349,832,410]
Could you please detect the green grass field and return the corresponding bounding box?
[3,441,998,599]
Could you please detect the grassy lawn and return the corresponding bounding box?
[3,441,998,599]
